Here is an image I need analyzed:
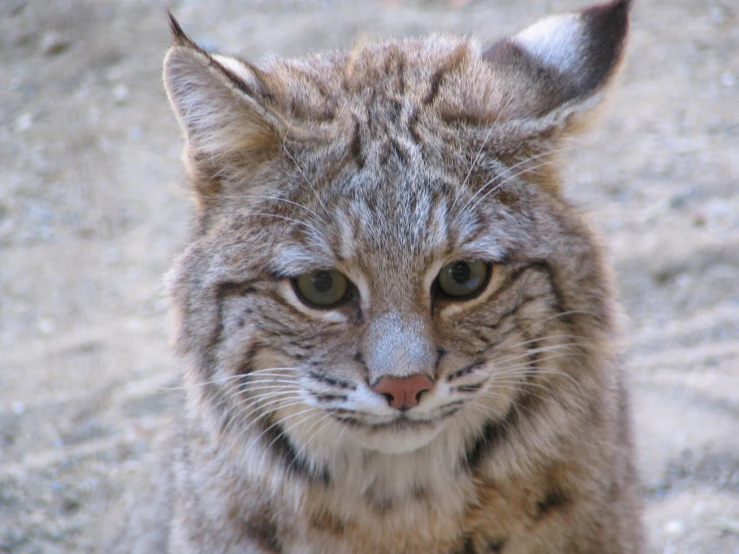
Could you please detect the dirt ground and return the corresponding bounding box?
[1,0,738,552]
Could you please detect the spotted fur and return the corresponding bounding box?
[154,2,643,552]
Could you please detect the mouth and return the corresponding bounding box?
[328,401,464,431]
[328,404,465,454]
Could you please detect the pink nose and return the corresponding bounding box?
[371,374,434,410]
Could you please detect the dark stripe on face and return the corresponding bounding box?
[535,487,572,519]
[454,383,484,393]
[492,264,544,305]
[407,109,424,150]
[205,280,260,375]
[217,281,259,299]
[350,117,365,169]
[243,511,282,553]
[462,329,553,471]
[363,490,393,514]
[487,538,506,553]
[466,260,567,357]
[423,44,468,107]
[218,343,265,434]
[259,418,331,486]
[424,65,447,106]
[273,344,307,362]
[462,341,545,473]
[390,137,410,164]
[452,534,475,554]
[454,260,573,471]
[237,340,261,376]
[396,55,406,96]
[463,413,512,472]
[313,393,348,403]
[473,323,519,357]
[308,371,356,391]
[447,360,484,382]
[193,281,261,428]
[436,347,447,368]
[525,260,569,319]
[482,296,540,332]
[261,294,311,332]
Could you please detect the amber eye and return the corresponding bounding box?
[293,269,350,308]
[437,260,490,299]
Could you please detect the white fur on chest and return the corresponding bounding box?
[297,420,476,553]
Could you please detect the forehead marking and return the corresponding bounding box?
[336,209,356,262]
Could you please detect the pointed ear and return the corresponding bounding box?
[163,14,280,201]
[484,0,630,128]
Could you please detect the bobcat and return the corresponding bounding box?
[115,1,644,552]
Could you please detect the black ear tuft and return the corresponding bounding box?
[482,0,631,124]
[576,0,631,98]
[167,11,201,51]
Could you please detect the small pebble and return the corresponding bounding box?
[664,519,686,536]
[105,248,120,262]
[127,127,143,140]
[692,210,706,227]
[708,3,728,25]
[106,67,122,81]
[720,71,736,88]
[8,0,27,17]
[15,112,32,131]
[114,84,129,103]
[37,318,55,334]
[88,106,101,124]
[41,33,71,56]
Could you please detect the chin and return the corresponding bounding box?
[348,418,447,454]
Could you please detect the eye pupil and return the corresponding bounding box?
[451,262,471,284]
[313,271,333,293]
[436,259,490,300]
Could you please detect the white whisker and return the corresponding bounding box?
[201,193,327,225]
[281,140,331,220]
[451,125,498,209]
[456,147,568,217]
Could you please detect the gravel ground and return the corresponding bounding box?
[1,1,738,552]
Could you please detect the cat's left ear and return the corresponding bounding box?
[484,0,630,129]
[162,13,289,206]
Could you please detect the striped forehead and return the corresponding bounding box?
[332,184,502,266]
[334,173,450,258]
[268,177,505,281]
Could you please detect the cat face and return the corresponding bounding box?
[171,146,592,456]
[164,2,628,458]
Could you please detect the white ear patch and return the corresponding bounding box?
[512,14,584,75]
[212,54,260,88]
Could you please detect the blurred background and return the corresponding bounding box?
[0,0,737,552]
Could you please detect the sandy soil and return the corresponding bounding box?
[1,0,738,552]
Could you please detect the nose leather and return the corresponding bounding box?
[371,374,434,409]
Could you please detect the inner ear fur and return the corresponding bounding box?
[483,0,630,128]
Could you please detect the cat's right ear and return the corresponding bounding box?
[163,13,279,203]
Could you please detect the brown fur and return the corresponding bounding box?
[108,2,644,552]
